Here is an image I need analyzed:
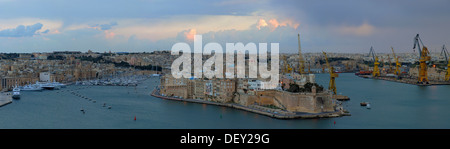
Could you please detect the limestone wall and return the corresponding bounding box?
[237,90,335,113]
[161,86,188,99]
[409,67,447,81]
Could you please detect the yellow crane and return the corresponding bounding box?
[391,47,401,76]
[369,46,380,77]
[413,34,431,83]
[298,33,306,74]
[323,51,338,95]
[441,45,450,81]
[282,55,292,74]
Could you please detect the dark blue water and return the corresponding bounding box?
[1,74,449,129]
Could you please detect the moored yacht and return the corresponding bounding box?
[19,84,43,91]
[40,83,55,90]
[12,86,20,99]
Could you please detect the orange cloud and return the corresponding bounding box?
[268,19,280,31]
[51,29,61,34]
[184,28,197,41]
[256,19,268,30]
[104,30,116,39]
[257,18,300,31]
[280,19,299,29]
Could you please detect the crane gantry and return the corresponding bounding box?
[323,51,338,95]
[391,47,402,76]
[369,46,380,77]
[413,34,431,83]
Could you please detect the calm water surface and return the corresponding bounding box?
[1,74,449,129]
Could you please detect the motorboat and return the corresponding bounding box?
[12,86,20,99]
[360,102,369,106]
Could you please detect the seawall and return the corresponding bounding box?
[150,87,349,119]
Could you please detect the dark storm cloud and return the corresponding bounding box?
[0,23,43,37]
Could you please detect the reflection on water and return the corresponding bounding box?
[202,103,207,110]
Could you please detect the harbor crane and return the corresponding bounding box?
[391,47,402,76]
[323,51,338,95]
[413,34,431,83]
[441,44,450,81]
[298,33,306,74]
[282,55,293,74]
[368,46,380,77]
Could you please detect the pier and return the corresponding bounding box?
[0,93,12,107]
[150,87,350,119]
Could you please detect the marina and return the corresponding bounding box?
[75,75,150,86]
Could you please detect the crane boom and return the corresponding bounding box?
[413,34,430,83]
[368,46,376,61]
[414,34,427,56]
[441,44,450,81]
[391,47,396,58]
[298,33,305,74]
[441,45,449,63]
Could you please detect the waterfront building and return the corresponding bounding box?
[1,77,39,91]
[193,79,205,100]
[159,73,336,113]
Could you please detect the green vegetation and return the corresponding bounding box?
[286,82,324,93]
[0,53,20,59]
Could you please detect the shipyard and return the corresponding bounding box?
[353,34,450,86]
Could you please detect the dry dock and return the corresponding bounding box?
[357,75,450,86]
[151,87,350,119]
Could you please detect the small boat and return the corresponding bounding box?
[108,106,112,109]
[360,102,369,106]
[41,83,55,90]
[103,103,106,107]
[12,87,21,100]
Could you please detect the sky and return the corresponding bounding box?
[0,0,450,54]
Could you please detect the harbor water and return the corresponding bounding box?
[1,74,450,129]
